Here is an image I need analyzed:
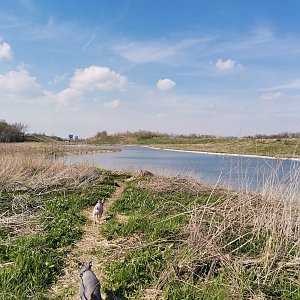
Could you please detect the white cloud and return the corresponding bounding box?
[50,66,127,107]
[0,69,43,98]
[81,27,98,51]
[70,66,127,91]
[48,72,69,85]
[115,37,212,64]
[104,99,121,108]
[116,42,177,64]
[55,87,82,107]
[260,92,285,101]
[268,79,300,91]
[215,58,242,71]
[156,78,176,91]
[0,39,13,60]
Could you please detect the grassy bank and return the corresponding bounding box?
[0,142,120,157]
[147,138,300,160]
[0,153,128,299]
[87,133,300,159]
[98,173,300,299]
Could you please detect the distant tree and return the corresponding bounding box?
[96,131,107,137]
[0,120,28,142]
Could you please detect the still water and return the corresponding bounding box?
[66,146,299,192]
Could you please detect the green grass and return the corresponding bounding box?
[100,177,228,299]
[0,170,124,300]
[99,175,300,299]
[105,246,171,298]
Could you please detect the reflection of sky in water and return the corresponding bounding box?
[65,146,300,192]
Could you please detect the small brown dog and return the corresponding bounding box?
[92,199,104,224]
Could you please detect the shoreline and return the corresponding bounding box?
[144,146,300,162]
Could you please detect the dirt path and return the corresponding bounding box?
[47,181,126,300]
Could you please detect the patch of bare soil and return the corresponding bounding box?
[47,181,126,300]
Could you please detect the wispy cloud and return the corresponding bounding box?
[115,37,213,64]
[260,92,286,101]
[104,99,121,108]
[81,27,98,51]
[19,0,37,13]
[267,79,300,91]
[48,72,69,85]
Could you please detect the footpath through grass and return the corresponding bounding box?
[0,158,128,299]
[99,174,300,299]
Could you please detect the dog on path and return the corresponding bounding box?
[79,261,101,300]
[92,199,104,224]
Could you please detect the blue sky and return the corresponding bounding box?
[0,0,299,137]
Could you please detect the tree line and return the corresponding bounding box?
[0,120,28,142]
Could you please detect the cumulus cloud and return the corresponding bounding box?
[0,66,127,109]
[0,69,43,99]
[70,66,127,91]
[215,58,242,71]
[156,78,176,91]
[104,99,121,108]
[260,92,285,101]
[0,39,13,60]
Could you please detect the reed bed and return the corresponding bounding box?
[0,153,96,192]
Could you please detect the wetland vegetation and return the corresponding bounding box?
[0,139,299,299]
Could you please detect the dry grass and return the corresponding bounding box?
[174,169,300,297]
[0,142,119,157]
[135,174,215,196]
[0,153,97,192]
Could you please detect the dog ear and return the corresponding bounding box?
[88,261,93,268]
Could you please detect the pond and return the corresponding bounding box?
[65,146,300,192]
